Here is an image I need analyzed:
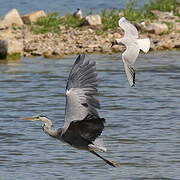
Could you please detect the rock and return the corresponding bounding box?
[0,9,24,27]
[8,39,23,54]
[21,10,47,24]
[0,23,8,30]
[151,10,178,21]
[0,27,24,58]
[0,40,8,58]
[145,23,168,35]
[0,38,23,59]
[174,22,180,31]
[118,11,124,17]
[84,15,102,27]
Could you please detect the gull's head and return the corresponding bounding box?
[118,17,127,26]
[119,17,126,22]
[22,115,48,122]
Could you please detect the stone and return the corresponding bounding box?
[0,23,8,30]
[8,39,23,54]
[0,38,23,59]
[84,15,102,27]
[145,23,168,35]
[174,22,180,31]
[151,10,177,20]
[0,40,8,58]
[0,27,24,58]
[21,10,47,24]
[0,9,24,27]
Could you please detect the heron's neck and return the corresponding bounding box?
[41,118,57,138]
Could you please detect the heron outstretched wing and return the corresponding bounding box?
[62,114,105,143]
[63,54,100,131]
[118,17,138,38]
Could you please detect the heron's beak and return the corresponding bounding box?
[21,117,37,121]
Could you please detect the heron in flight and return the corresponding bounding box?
[115,17,150,87]
[22,54,118,167]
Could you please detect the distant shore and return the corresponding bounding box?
[0,0,179,60]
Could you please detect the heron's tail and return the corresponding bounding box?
[90,150,119,167]
[88,138,107,152]
[137,38,150,53]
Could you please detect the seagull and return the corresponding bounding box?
[115,17,150,87]
[22,55,118,167]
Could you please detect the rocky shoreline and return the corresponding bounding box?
[0,9,179,60]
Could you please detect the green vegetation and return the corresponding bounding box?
[7,53,21,60]
[123,0,179,21]
[59,14,84,28]
[31,12,83,34]
[123,0,146,21]
[161,21,174,33]
[30,0,179,34]
[100,0,179,30]
[100,10,120,30]
[31,12,60,34]
[0,53,21,60]
[144,0,178,13]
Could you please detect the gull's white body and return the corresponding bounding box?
[116,17,150,86]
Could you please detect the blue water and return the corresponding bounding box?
[0,0,147,16]
[0,51,180,179]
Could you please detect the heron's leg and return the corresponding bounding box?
[89,150,119,167]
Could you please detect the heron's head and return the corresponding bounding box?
[22,115,49,122]
[22,115,52,128]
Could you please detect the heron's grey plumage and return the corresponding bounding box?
[116,17,150,87]
[22,54,118,167]
[63,54,100,132]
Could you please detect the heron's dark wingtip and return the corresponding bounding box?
[74,54,85,65]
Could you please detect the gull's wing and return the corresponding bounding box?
[118,17,138,38]
[63,54,100,131]
[122,44,140,86]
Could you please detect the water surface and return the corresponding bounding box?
[0,51,180,180]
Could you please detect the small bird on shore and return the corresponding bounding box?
[22,54,118,167]
[114,17,150,87]
[73,8,83,19]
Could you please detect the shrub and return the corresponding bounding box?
[59,14,84,28]
[100,10,120,30]
[31,12,60,34]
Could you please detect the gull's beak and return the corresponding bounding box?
[21,117,36,121]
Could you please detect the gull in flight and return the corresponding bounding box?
[115,17,150,87]
[22,55,118,167]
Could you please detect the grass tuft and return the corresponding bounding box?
[31,12,61,34]
[123,0,179,21]
[100,10,120,30]
[59,14,84,28]
[30,0,179,35]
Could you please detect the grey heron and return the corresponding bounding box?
[22,54,118,167]
[115,17,150,87]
